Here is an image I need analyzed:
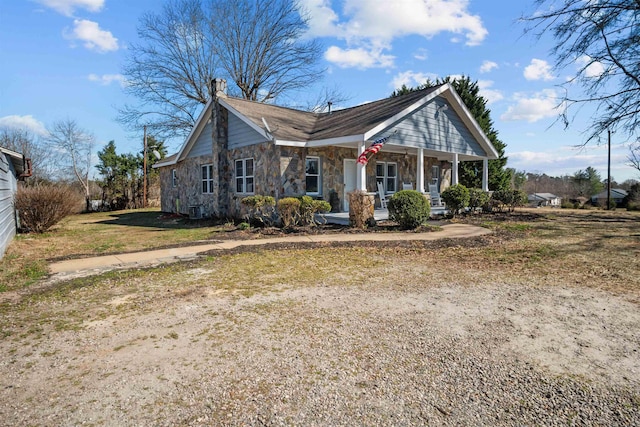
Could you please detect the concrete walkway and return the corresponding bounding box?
[47,223,490,281]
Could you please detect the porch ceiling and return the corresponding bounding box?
[329,140,489,161]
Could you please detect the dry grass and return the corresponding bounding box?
[0,208,236,292]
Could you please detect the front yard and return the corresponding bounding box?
[0,208,638,425]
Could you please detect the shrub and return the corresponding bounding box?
[492,189,527,213]
[441,184,470,215]
[238,222,250,230]
[276,197,301,228]
[388,190,430,229]
[14,184,82,233]
[298,195,331,226]
[468,188,490,212]
[241,195,276,226]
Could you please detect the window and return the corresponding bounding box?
[305,156,321,195]
[202,164,213,193]
[171,169,177,187]
[235,158,254,194]
[376,161,397,193]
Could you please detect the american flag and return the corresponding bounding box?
[357,134,393,166]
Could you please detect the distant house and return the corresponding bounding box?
[0,146,31,258]
[591,189,628,207]
[154,79,499,218]
[528,192,561,207]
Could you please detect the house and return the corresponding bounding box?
[0,146,30,258]
[591,189,628,207]
[154,79,499,219]
[528,192,561,207]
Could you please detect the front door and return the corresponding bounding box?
[343,159,357,212]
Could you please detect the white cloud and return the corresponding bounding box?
[477,80,503,105]
[324,45,394,69]
[88,73,126,87]
[390,70,438,90]
[577,55,605,78]
[524,58,554,81]
[302,0,487,69]
[0,115,48,136]
[479,60,498,73]
[501,89,564,122]
[35,0,104,17]
[413,48,428,61]
[65,19,118,52]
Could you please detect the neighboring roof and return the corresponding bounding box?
[528,193,560,201]
[592,189,628,199]
[0,146,25,175]
[160,83,499,166]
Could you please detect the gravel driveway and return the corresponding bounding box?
[1,277,638,426]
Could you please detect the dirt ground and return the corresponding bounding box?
[1,210,639,425]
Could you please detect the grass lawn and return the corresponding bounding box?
[0,208,237,292]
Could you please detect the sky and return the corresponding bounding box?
[0,0,637,183]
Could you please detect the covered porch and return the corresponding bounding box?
[321,205,449,226]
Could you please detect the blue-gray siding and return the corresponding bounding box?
[0,153,18,259]
[375,97,486,157]
[228,114,268,149]
[187,120,213,158]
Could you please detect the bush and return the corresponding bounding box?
[276,197,301,228]
[468,188,490,212]
[241,195,276,226]
[14,184,82,233]
[492,189,527,213]
[388,190,430,229]
[298,195,331,226]
[441,184,470,215]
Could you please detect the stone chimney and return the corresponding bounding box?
[212,78,227,98]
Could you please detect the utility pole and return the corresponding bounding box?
[143,125,148,208]
[607,128,611,210]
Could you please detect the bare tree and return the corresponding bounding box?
[46,119,95,211]
[0,127,56,182]
[119,0,323,139]
[119,0,218,140]
[212,0,322,102]
[522,1,640,144]
[629,141,640,176]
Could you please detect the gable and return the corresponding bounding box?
[228,112,269,149]
[370,96,486,158]
[186,119,213,158]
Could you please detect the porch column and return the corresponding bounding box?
[482,158,489,191]
[356,140,367,191]
[416,148,425,193]
[452,153,459,186]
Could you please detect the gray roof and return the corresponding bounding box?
[528,193,560,201]
[223,86,441,142]
[0,146,25,175]
[592,189,628,199]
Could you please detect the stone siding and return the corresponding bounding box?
[158,155,217,217]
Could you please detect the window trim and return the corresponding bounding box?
[376,161,397,194]
[201,164,214,194]
[171,169,177,187]
[305,156,322,196]
[235,157,255,194]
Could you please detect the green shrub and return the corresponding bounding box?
[492,189,527,213]
[468,188,490,212]
[238,222,250,230]
[627,201,640,211]
[276,197,301,228]
[388,190,430,229]
[14,184,82,233]
[560,200,575,209]
[241,195,276,226]
[298,195,331,226]
[441,184,470,215]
